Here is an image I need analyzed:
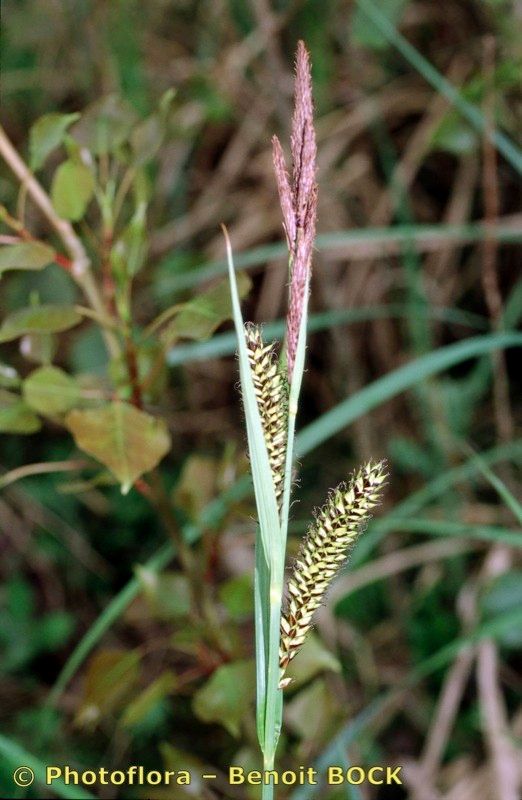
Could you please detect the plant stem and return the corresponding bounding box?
[0,125,119,358]
[262,753,276,800]
[124,334,144,409]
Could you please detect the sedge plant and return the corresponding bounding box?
[225,42,387,798]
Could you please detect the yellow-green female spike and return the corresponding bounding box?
[279,460,387,688]
[245,324,288,511]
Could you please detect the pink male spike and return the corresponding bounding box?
[272,40,318,382]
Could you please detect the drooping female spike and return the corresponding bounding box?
[279,460,387,688]
[245,324,288,511]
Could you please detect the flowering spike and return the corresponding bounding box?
[272,134,296,249]
[291,40,317,233]
[271,40,318,382]
[245,324,289,510]
[279,460,387,687]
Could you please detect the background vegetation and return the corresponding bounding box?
[0,1,521,798]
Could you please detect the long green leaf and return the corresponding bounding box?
[263,272,312,770]
[290,604,522,800]
[461,448,522,525]
[167,304,488,367]
[224,230,281,565]
[0,734,94,799]
[374,519,522,548]
[46,543,174,709]
[159,221,522,294]
[47,338,522,705]
[353,441,522,565]
[254,539,269,745]
[296,332,522,456]
[355,0,522,175]
[224,229,282,762]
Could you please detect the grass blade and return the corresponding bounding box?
[290,603,522,800]
[460,447,522,525]
[353,441,522,565]
[296,332,522,457]
[375,518,522,548]
[0,734,95,799]
[254,538,269,745]
[223,229,281,564]
[47,342,522,706]
[224,228,283,762]
[167,304,488,367]
[355,0,522,175]
[159,221,522,295]
[46,542,174,709]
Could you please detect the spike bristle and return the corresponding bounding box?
[244,324,288,510]
[279,460,387,687]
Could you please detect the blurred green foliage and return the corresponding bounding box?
[0,0,521,798]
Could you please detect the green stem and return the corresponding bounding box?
[263,568,284,761]
[260,275,311,791]
[262,753,276,800]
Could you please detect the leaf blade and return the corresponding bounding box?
[0,305,82,343]
[65,403,171,493]
[0,242,55,274]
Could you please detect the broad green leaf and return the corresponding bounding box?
[219,574,254,621]
[0,304,82,343]
[130,115,164,167]
[0,403,41,433]
[283,633,341,690]
[110,203,148,279]
[161,272,251,345]
[0,390,41,434]
[0,242,55,275]
[0,363,20,389]
[65,403,171,493]
[135,567,191,620]
[19,332,57,365]
[23,366,80,415]
[160,743,207,798]
[29,112,80,171]
[172,454,218,519]
[130,88,176,166]
[51,159,95,221]
[285,678,339,740]
[192,659,255,737]
[121,671,177,728]
[351,0,408,49]
[75,649,140,728]
[70,94,138,156]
